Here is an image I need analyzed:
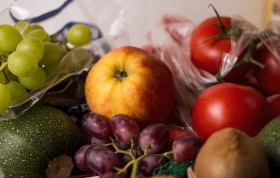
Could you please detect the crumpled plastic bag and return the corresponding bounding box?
[257,21,280,65]
[0,0,129,120]
[144,14,261,131]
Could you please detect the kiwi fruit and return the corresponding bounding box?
[193,127,270,178]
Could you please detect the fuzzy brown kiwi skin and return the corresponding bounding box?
[193,127,270,178]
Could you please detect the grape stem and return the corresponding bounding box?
[104,139,173,178]
[51,33,71,52]
[0,62,9,84]
[0,62,6,72]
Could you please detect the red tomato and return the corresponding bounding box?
[267,94,280,123]
[190,16,251,81]
[192,83,269,140]
[254,44,280,95]
[166,124,194,143]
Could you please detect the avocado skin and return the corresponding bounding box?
[256,116,280,178]
[0,104,82,178]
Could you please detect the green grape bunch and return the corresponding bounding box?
[0,21,93,114]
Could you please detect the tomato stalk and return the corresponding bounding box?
[208,3,265,66]
[207,4,265,81]
[195,4,233,46]
[215,41,265,83]
[208,4,232,38]
[195,4,233,47]
[215,72,225,83]
[232,38,265,69]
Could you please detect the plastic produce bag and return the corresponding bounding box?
[257,21,280,65]
[144,14,260,130]
[0,0,129,120]
[251,21,280,95]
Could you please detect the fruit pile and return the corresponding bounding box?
[73,5,280,178]
[1,4,280,178]
[0,21,92,114]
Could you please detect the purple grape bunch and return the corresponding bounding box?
[74,112,204,177]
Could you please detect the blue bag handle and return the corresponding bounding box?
[8,0,104,40]
[9,0,73,23]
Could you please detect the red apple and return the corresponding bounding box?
[85,46,175,128]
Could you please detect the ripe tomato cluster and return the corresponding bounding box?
[189,5,280,140]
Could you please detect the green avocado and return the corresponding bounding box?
[256,116,280,178]
[0,104,82,178]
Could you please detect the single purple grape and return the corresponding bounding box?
[82,112,111,139]
[139,155,166,176]
[74,144,92,171]
[90,136,109,145]
[139,123,169,153]
[85,145,118,174]
[110,114,140,145]
[115,142,130,151]
[172,135,204,163]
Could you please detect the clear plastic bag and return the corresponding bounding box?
[0,0,129,120]
[257,21,280,65]
[144,14,260,131]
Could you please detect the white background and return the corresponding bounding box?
[0,0,268,46]
[114,0,267,46]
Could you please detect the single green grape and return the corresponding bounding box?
[0,83,11,114]
[6,81,28,105]
[39,42,62,68]
[0,48,8,55]
[66,24,92,47]
[0,24,23,52]
[18,66,46,90]
[31,23,44,30]
[7,50,38,77]
[24,29,50,42]
[16,36,44,62]
[57,45,68,59]
[14,20,33,36]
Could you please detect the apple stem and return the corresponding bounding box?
[114,70,128,81]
